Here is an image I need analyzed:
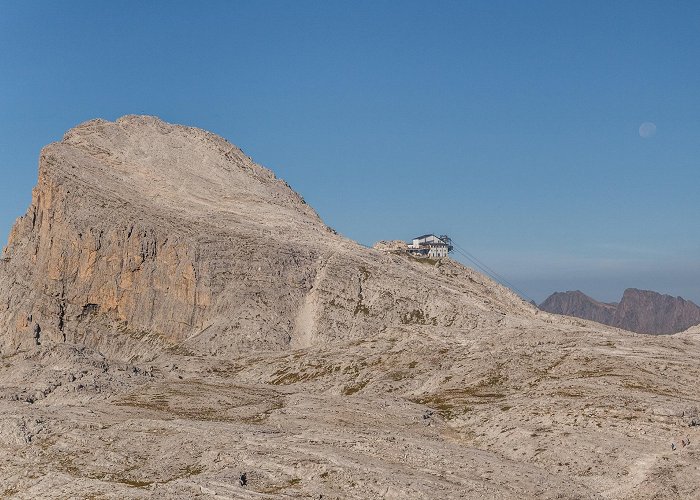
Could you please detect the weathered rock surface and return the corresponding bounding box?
[684,324,700,334]
[539,288,700,334]
[372,240,409,254]
[0,115,532,359]
[1,116,699,498]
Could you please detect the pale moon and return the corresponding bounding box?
[639,121,657,138]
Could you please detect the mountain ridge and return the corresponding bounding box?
[0,115,537,359]
[539,288,700,334]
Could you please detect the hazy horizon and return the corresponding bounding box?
[1,1,698,304]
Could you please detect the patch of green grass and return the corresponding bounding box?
[116,382,274,422]
[240,400,284,424]
[554,388,584,398]
[165,343,195,356]
[353,302,370,316]
[358,266,371,280]
[388,370,410,382]
[408,255,439,266]
[260,477,303,494]
[271,364,337,385]
[400,309,437,326]
[343,380,369,395]
[573,368,619,379]
[412,372,508,419]
[620,379,676,396]
[115,479,153,489]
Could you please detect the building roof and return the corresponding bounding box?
[413,234,439,240]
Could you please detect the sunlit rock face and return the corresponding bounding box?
[0,115,531,359]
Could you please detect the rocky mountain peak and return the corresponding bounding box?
[615,288,700,334]
[0,116,534,360]
[39,115,324,233]
[539,288,700,334]
[538,290,617,326]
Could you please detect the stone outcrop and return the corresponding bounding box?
[539,288,700,334]
[372,240,409,254]
[0,115,532,359]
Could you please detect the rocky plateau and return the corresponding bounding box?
[0,116,699,499]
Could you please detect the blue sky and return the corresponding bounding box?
[1,1,699,303]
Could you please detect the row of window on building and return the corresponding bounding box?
[407,234,453,259]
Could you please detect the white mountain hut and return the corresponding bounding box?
[407,234,453,259]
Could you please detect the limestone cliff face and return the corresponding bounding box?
[0,116,534,359]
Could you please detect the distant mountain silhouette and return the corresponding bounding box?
[539,288,700,334]
[539,290,617,326]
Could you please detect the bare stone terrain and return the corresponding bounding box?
[1,116,699,499]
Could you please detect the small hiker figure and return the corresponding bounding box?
[671,442,676,451]
[33,323,41,346]
[239,472,247,487]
